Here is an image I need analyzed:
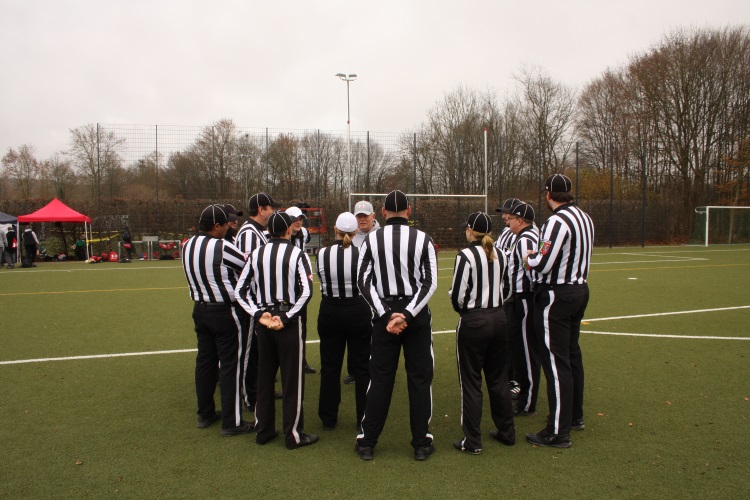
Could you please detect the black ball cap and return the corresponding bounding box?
[384,190,409,212]
[545,174,573,193]
[464,212,492,234]
[497,197,522,213]
[508,202,535,222]
[199,204,228,225]
[268,211,293,234]
[248,192,281,210]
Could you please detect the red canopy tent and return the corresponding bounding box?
[18,198,93,260]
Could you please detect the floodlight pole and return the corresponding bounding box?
[336,73,357,207]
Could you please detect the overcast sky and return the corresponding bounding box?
[1,0,748,159]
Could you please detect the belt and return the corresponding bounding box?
[383,296,413,303]
[322,295,363,302]
[267,302,291,312]
[195,301,232,310]
[463,306,502,315]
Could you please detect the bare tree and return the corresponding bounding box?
[2,144,40,199]
[67,124,125,203]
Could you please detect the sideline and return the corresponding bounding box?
[3,306,749,365]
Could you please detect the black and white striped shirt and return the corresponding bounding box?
[357,218,438,322]
[182,234,246,303]
[449,241,506,312]
[506,225,540,295]
[235,239,313,324]
[235,219,268,258]
[495,226,516,255]
[316,241,361,298]
[528,203,594,285]
[291,227,310,252]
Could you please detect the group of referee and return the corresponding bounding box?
[181,175,594,458]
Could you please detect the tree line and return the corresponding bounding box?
[2,26,748,241]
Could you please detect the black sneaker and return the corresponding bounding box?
[304,364,317,374]
[526,429,571,448]
[571,418,585,431]
[414,444,435,461]
[287,433,319,449]
[490,429,515,446]
[256,430,280,445]
[196,411,221,429]
[343,374,355,385]
[453,439,481,455]
[355,444,374,461]
[509,380,521,400]
[220,421,254,437]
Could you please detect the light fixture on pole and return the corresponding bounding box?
[335,73,357,204]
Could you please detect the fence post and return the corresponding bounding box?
[641,144,647,247]
[609,142,614,248]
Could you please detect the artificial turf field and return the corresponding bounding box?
[1,245,749,498]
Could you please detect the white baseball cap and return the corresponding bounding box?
[335,212,358,233]
[354,201,374,216]
[285,206,307,219]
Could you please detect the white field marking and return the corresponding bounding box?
[583,305,750,322]
[592,258,708,265]
[3,308,749,366]
[601,248,750,255]
[581,330,749,341]
[0,265,181,274]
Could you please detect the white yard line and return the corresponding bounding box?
[583,305,750,322]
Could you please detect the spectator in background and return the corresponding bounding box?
[22,224,39,267]
[5,225,17,268]
[0,225,10,269]
[122,226,133,262]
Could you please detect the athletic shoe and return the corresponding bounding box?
[196,411,221,429]
[526,429,571,448]
[343,374,355,385]
[304,364,317,374]
[355,444,374,461]
[571,418,585,431]
[287,433,319,450]
[453,439,482,455]
[220,421,254,437]
[509,380,521,399]
[490,429,515,446]
[414,444,435,461]
[256,430,280,445]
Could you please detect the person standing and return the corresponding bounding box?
[351,200,381,248]
[494,198,521,255]
[222,204,243,244]
[450,212,515,455]
[0,226,8,269]
[121,226,133,262]
[235,211,319,450]
[182,204,253,437]
[316,212,372,431]
[22,224,39,267]
[504,202,541,417]
[524,174,594,448]
[355,190,438,462]
[286,206,316,375]
[234,193,280,412]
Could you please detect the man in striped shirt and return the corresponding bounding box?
[286,206,316,374]
[495,197,521,255]
[504,202,541,417]
[524,174,594,448]
[234,193,279,412]
[182,204,253,437]
[355,190,438,462]
[235,211,318,450]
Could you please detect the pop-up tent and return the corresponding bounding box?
[18,199,93,261]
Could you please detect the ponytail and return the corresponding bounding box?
[336,228,356,248]
[468,228,495,261]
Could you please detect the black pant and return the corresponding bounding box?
[239,310,259,409]
[357,301,434,449]
[24,244,36,263]
[456,307,515,450]
[507,295,541,413]
[255,314,306,448]
[192,302,243,430]
[317,296,372,428]
[533,283,589,436]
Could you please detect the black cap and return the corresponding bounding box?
[384,190,409,212]
[545,174,573,193]
[222,204,243,222]
[268,211,293,234]
[508,201,535,222]
[248,192,281,210]
[496,197,521,213]
[199,204,228,225]
[464,212,492,234]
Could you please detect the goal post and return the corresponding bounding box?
[693,206,750,246]
[348,193,487,212]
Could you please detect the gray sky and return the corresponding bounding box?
[1,0,748,159]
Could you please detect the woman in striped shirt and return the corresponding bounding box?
[449,212,515,455]
[316,212,372,431]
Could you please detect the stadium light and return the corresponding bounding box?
[336,73,357,204]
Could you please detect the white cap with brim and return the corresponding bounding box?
[285,206,307,219]
[335,212,358,233]
[353,201,374,216]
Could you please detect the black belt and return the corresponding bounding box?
[267,302,291,312]
[195,301,232,310]
[383,296,413,303]
[462,306,502,315]
[322,295,363,302]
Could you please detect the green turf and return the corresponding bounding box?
[1,246,749,498]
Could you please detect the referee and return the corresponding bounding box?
[355,190,438,462]
[234,192,279,411]
[524,174,594,448]
[495,198,521,255]
[235,211,318,450]
[286,206,316,374]
[504,202,541,417]
[316,212,372,430]
[449,212,515,455]
[182,204,253,437]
